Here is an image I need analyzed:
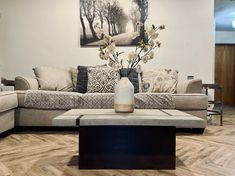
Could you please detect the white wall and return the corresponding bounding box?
[0,0,215,83]
[0,10,4,77]
[216,31,235,44]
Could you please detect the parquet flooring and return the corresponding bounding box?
[0,107,235,176]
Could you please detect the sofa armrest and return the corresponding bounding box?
[15,76,39,90]
[177,79,202,94]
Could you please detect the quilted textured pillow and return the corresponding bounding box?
[87,67,120,93]
[141,69,178,93]
[33,66,73,91]
[120,68,139,93]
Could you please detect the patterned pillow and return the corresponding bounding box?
[141,69,178,93]
[76,64,107,93]
[120,68,139,93]
[87,67,120,93]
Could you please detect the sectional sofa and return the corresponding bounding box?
[0,71,208,134]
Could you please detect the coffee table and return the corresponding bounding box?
[52,109,206,170]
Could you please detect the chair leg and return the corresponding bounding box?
[220,114,223,126]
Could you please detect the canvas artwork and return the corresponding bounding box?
[80,0,148,47]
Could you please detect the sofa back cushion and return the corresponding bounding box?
[87,67,120,93]
[141,69,178,93]
[33,66,73,91]
[71,67,78,91]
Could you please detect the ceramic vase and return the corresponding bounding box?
[114,77,134,113]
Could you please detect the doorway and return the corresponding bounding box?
[215,0,235,106]
[215,45,235,106]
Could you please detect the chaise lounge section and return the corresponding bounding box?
[0,92,18,133]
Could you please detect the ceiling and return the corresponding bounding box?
[215,0,235,31]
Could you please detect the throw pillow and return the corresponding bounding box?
[120,68,139,93]
[76,64,107,93]
[87,67,120,93]
[33,66,73,91]
[71,67,78,91]
[141,69,178,93]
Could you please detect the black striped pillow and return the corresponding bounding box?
[120,68,139,93]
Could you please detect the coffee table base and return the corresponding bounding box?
[79,126,175,170]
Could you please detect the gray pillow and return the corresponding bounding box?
[87,67,120,93]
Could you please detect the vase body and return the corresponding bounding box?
[114,77,134,113]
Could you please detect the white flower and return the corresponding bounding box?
[148,26,159,39]
[148,28,155,36]
[148,39,155,48]
[107,42,116,54]
[136,65,142,73]
[109,61,122,70]
[143,45,149,52]
[148,51,154,60]
[141,56,149,63]
[151,32,159,40]
[128,51,138,63]
[104,51,110,59]
[99,50,109,60]
[108,60,113,67]
[132,32,140,39]
[113,63,122,71]
[104,34,112,44]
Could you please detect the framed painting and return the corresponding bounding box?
[80,0,148,47]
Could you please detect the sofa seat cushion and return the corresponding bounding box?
[173,94,208,110]
[22,90,175,110]
[0,91,18,113]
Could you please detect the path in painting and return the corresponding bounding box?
[86,32,135,46]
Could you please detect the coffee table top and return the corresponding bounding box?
[52,109,206,128]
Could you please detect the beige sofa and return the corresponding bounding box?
[13,76,208,128]
[0,92,18,133]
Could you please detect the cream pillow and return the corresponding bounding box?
[141,69,178,93]
[33,66,73,91]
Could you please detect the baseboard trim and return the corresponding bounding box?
[0,129,16,138]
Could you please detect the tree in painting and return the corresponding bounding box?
[81,0,98,40]
[80,0,149,46]
[134,0,148,42]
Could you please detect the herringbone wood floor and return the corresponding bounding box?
[1,108,235,176]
